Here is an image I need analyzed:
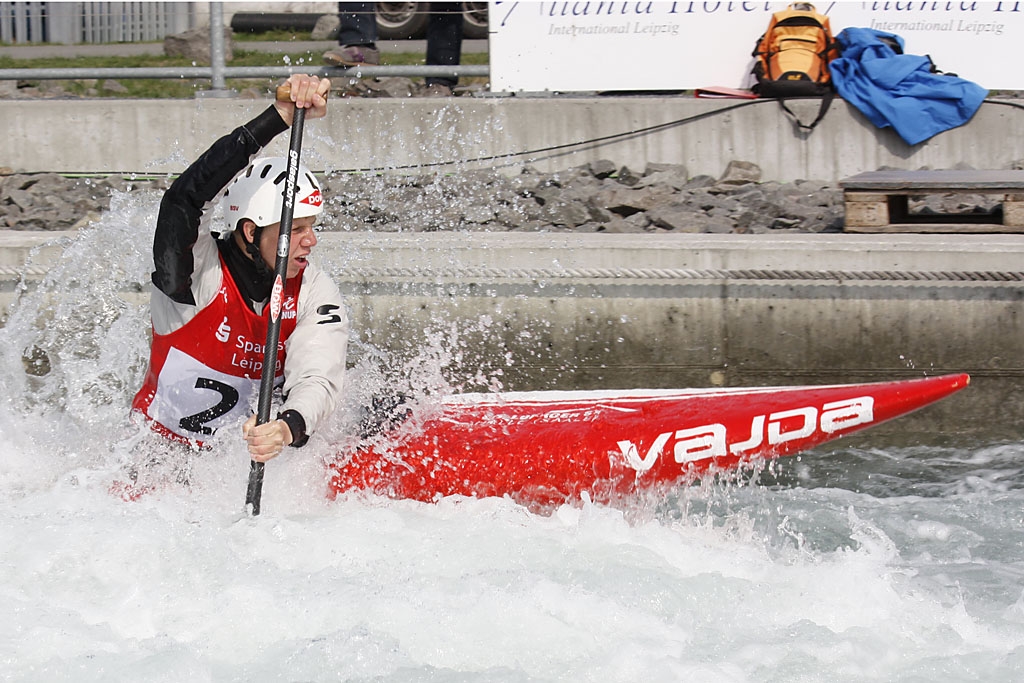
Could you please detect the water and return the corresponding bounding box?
[2,193,1024,681]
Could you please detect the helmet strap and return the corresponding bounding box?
[238,221,275,280]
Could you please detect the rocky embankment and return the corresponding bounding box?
[0,159,1001,233]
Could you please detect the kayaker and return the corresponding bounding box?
[131,73,347,463]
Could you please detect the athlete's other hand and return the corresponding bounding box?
[242,415,294,462]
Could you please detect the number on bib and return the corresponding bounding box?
[178,377,241,435]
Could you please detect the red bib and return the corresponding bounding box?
[132,257,301,445]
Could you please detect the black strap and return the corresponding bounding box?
[778,91,834,131]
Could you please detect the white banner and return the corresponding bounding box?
[488,2,1024,92]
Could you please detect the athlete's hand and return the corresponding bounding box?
[242,415,294,462]
[274,74,330,126]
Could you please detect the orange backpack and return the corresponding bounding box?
[752,3,839,98]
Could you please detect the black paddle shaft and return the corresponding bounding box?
[245,102,306,517]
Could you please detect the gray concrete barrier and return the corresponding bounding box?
[326,231,1024,441]
[4,96,1024,181]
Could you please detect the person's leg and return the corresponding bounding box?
[337,2,377,45]
[424,2,463,93]
[324,2,380,66]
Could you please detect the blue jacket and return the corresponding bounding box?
[828,27,987,146]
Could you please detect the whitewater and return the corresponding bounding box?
[2,191,1023,681]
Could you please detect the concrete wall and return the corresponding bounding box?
[4,96,1024,181]
[314,231,1024,440]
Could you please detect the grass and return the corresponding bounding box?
[230,29,328,42]
[0,33,489,98]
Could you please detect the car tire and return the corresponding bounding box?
[461,2,488,39]
[375,2,429,39]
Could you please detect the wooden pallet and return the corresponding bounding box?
[840,170,1024,233]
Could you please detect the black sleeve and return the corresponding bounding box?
[151,105,289,304]
[278,409,309,448]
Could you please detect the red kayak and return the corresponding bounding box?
[327,374,969,506]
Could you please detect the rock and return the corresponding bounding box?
[71,211,102,230]
[683,175,716,190]
[7,188,34,211]
[623,211,651,231]
[163,26,233,64]
[616,165,642,187]
[634,166,690,191]
[361,77,417,98]
[596,217,648,233]
[592,185,674,216]
[0,162,1000,235]
[702,215,736,234]
[718,160,762,185]
[530,185,562,206]
[643,162,685,177]
[588,159,617,179]
[538,198,591,228]
[647,203,701,232]
[101,79,129,94]
[463,203,496,224]
[311,14,340,40]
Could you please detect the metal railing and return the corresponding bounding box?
[0,2,488,93]
[0,65,490,80]
[1,1,193,44]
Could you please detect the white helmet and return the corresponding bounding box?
[221,157,324,230]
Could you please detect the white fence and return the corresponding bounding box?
[1,1,194,44]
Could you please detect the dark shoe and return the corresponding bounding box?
[322,45,380,67]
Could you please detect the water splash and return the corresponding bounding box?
[2,185,1024,680]
[1,191,152,420]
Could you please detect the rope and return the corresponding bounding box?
[10,99,764,178]
[0,265,51,278]
[6,262,1020,283]
[4,262,1022,285]
[337,265,1024,283]
[329,100,763,174]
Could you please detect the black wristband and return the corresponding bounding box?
[277,409,309,447]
